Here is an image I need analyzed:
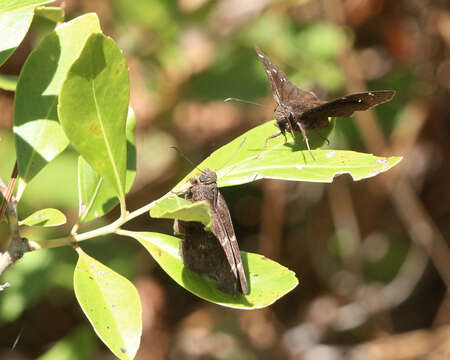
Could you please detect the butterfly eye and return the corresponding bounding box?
[199,174,206,182]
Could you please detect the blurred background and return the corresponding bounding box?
[1,0,450,359]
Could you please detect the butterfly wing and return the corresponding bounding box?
[254,44,319,105]
[176,217,241,295]
[302,90,395,119]
[212,192,249,294]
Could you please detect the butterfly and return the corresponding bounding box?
[255,45,395,159]
[174,168,249,295]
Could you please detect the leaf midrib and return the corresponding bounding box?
[90,78,125,202]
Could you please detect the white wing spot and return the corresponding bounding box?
[272,68,278,74]
[326,151,336,159]
[368,92,374,96]
[358,99,362,103]
[258,53,264,58]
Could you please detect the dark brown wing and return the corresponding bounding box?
[211,192,249,294]
[176,218,241,295]
[302,90,395,119]
[254,44,319,105]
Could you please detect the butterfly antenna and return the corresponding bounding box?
[169,146,205,174]
[224,97,267,107]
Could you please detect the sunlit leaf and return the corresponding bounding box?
[78,108,136,223]
[34,6,64,23]
[150,196,212,230]
[119,230,299,309]
[0,6,34,66]
[13,14,101,198]
[59,33,129,203]
[74,249,141,360]
[172,120,402,193]
[20,208,66,227]
[0,0,53,14]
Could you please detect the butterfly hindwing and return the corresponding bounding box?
[302,90,395,119]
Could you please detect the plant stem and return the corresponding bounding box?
[28,236,74,250]
[0,194,28,276]
[31,192,173,249]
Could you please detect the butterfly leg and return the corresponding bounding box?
[256,131,283,158]
[296,122,316,161]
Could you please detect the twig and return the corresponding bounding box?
[0,162,18,223]
[0,196,28,277]
[29,192,172,250]
[0,163,28,278]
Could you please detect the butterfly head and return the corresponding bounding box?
[198,168,217,185]
[274,105,295,133]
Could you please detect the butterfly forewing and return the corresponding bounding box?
[254,45,319,105]
[214,192,248,294]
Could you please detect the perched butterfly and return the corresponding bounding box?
[255,45,395,159]
[174,169,249,295]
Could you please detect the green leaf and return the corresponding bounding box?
[150,196,213,230]
[0,0,53,14]
[0,6,34,67]
[74,249,141,360]
[77,108,136,223]
[59,33,129,203]
[120,230,299,309]
[0,73,17,91]
[34,6,64,23]
[20,208,66,227]
[13,13,101,198]
[36,326,94,360]
[173,120,402,192]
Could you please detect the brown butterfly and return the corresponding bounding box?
[174,169,249,295]
[255,45,395,159]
